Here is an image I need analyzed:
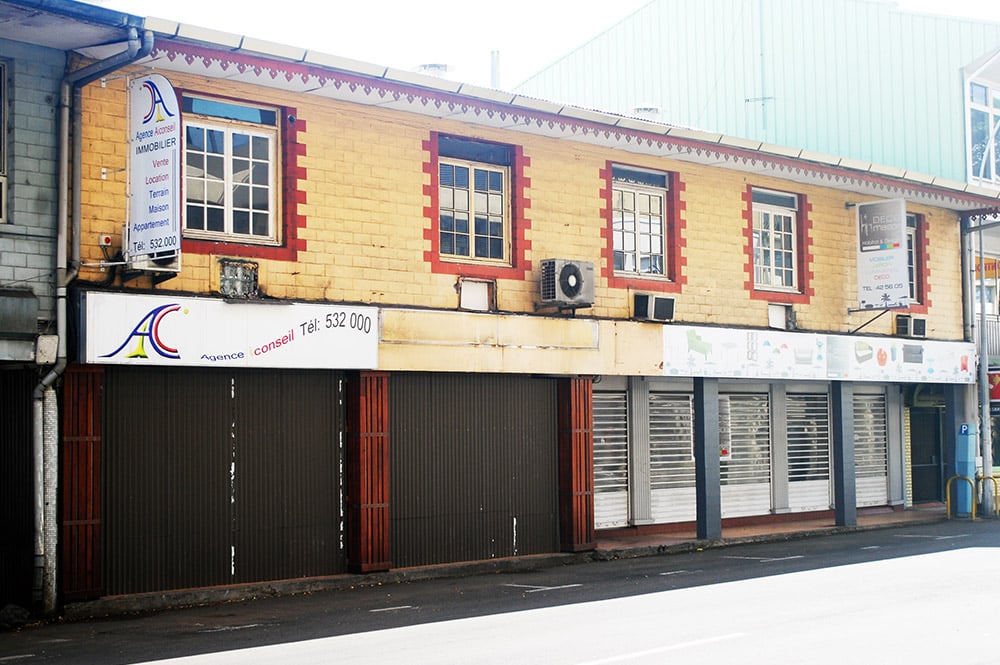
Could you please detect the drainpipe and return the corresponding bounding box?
[33,27,154,616]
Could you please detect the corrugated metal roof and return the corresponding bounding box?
[514,0,1000,184]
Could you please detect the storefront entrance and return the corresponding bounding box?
[910,408,943,503]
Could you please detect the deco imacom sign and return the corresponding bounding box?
[84,293,378,369]
[856,198,909,310]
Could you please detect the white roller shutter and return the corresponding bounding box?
[720,393,772,518]
[787,393,832,512]
[649,393,696,523]
[854,392,889,506]
[593,391,629,529]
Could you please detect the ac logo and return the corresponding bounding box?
[101,304,185,360]
[140,78,176,125]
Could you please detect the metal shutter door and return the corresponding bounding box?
[594,391,629,529]
[787,393,832,512]
[720,394,772,518]
[855,392,889,506]
[649,393,696,523]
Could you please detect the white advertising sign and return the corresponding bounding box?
[128,74,181,260]
[663,324,975,384]
[856,198,909,310]
[85,293,378,369]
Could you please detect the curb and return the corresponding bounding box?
[61,515,949,622]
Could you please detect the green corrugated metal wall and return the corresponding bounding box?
[515,0,1000,182]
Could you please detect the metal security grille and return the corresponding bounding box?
[649,392,695,523]
[103,367,344,595]
[787,393,832,512]
[389,373,558,567]
[593,391,629,529]
[855,392,889,506]
[720,393,772,518]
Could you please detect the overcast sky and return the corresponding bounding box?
[96,0,1000,89]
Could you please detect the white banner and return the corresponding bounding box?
[128,74,181,261]
[663,324,975,384]
[856,199,909,310]
[85,293,378,369]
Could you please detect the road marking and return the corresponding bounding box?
[894,534,970,541]
[575,632,748,664]
[723,555,804,563]
[198,623,265,633]
[0,656,36,663]
[503,583,582,593]
[369,605,416,613]
[861,545,881,550]
[659,570,698,576]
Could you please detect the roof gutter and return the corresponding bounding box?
[33,25,154,616]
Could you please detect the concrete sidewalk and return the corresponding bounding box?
[62,503,951,621]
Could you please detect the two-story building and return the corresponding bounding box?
[8,0,1000,610]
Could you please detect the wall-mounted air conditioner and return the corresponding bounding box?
[633,293,674,323]
[539,259,595,309]
[122,224,181,273]
[895,314,926,338]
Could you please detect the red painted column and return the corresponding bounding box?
[558,376,596,552]
[345,371,392,573]
[60,365,104,601]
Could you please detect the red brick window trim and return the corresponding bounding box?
[600,162,686,293]
[743,185,814,305]
[422,132,532,281]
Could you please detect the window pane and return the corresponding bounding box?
[233,210,250,235]
[456,190,469,211]
[455,234,469,256]
[251,135,269,160]
[233,183,250,209]
[233,133,251,158]
[488,170,502,192]
[186,205,204,230]
[252,212,269,236]
[454,166,469,188]
[440,212,454,232]
[252,163,269,186]
[440,187,454,209]
[252,187,268,211]
[207,155,225,181]
[186,126,205,151]
[440,164,454,186]
[206,129,225,154]
[455,212,468,233]
[207,206,225,232]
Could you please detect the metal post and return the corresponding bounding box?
[831,382,857,527]
[694,377,722,540]
[977,230,995,516]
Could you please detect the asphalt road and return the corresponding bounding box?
[3,519,999,664]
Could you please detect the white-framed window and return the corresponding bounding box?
[1,61,7,224]
[969,81,1000,186]
[906,213,920,303]
[612,165,667,277]
[751,188,799,291]
[183,95,278,243]
[438,136,511,264]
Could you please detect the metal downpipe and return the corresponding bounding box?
[32,27,154,616]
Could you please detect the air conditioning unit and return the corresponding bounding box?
[539,259,595,308]
[634,293,674,323]
[122,224,181,273]
[895,314,926,338]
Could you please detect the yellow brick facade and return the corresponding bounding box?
[75,63,968,375]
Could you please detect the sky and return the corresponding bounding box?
[95,0,1000,90]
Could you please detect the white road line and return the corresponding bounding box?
[723,555,804,563]
[369,605,415,613]
[861,545,881,550]
[659,570,698,576]
[575,632,749,664]
[503,583,582,593]
[0,656,36,663]
[197,623,265,633]
[894,534,970,541]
